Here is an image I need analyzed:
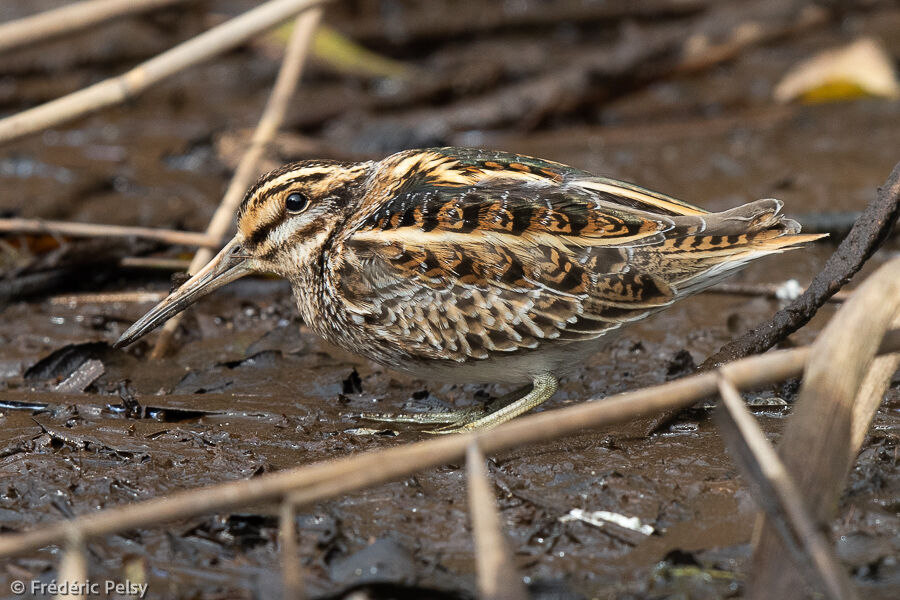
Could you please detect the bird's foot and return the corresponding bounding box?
[359,375,558,434]
[359,384,530,430]
[359,405,487,426]
[425,374,559,434]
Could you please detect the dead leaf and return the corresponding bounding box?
[774,37,900,104]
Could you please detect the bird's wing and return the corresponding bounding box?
[329,148,698,362]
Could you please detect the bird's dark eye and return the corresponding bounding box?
[285,192,309,214]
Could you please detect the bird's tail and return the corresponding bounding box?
[659,198,827,296]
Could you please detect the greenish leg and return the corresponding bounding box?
[428,373,558,434]
[359,384,532,426]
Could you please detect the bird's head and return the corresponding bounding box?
[114,159,373,348]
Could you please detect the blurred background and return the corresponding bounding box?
[2,0,898,230]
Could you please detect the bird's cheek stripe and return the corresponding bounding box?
[245,218,280,249]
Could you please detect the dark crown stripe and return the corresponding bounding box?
[238,160,357,216]
[260,180,303,201]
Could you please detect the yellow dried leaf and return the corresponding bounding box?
[774,37,900,104]
[267,23,412,80]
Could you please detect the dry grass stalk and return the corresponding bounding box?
[0,0,327,146]
[119,256,192,270]
[1,327,898,559]
[0,0,192,54]
[279,499,304,600]
[849,314,900,450]
[0,217,216,248]
[49,291,166,305]
[55,529,88,600]
[150,6,323,358]
[466,443,528,600]
[715,376,857,600]
[750,257,900,598]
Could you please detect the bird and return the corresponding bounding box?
[115,147,825,433]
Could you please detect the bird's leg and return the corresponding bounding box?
[428,373,558,434]
[359,384,532,426]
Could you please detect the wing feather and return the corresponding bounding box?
[319,148,819,366]
[328,149,686,362]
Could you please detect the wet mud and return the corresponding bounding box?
[1,1,899,598]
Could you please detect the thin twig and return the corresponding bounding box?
[150,7,323,358]
[715,376,856,600]
[0,217,216,248]
[704,282,852,303]
[1,328,898,558]
[701,160,900,369]
[0,0,327,146]
[466,443,527,600]
[0,0,192,55]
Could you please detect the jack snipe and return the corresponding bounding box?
[116,147,824,432]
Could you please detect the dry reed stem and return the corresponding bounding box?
[0,0,327,146]
[466,443,528,600]
[279,499,304,600]
[150,6,323,359]
[0,217,216,248]
[49,291,166,305]
[0,0,191,54]
[849,313,900,451]
[715,376,856,600]
[1,328,898,558]
[55,529,88,600]
[750,257,900,598]
[119,256,192,270]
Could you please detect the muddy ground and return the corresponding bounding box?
[1,1,899,599]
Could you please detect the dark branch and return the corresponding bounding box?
[700,160,900,370]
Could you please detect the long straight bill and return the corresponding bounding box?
[114,236,252,347]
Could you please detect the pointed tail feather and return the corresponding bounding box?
[665,199,827,295]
